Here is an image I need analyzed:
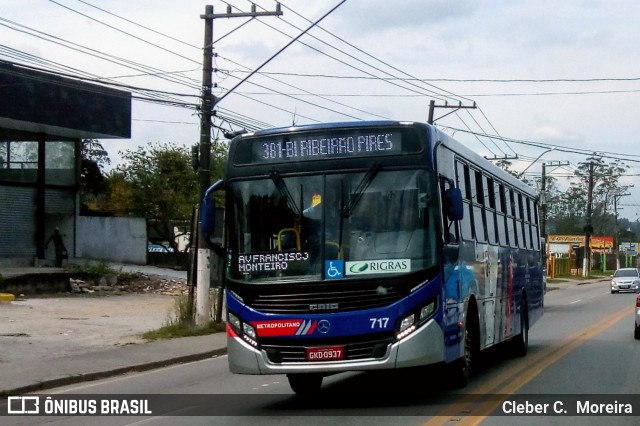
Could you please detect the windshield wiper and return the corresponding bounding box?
[341,162,382,218]
[269,169,302,217]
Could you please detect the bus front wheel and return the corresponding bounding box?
[287,373,323,394]
[449,311,478,389]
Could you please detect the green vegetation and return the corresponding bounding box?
[501,155,638,240]
[547,271,610,284]
[142,293,225,341]
[79,261,120,277]
[142,321,225,341]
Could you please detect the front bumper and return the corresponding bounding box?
[611,282,639,292]
[228,318,445,375]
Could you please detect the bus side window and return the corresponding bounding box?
[440,177,458,243]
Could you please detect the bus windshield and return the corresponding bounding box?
[226,168,439,283]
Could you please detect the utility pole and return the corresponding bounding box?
[614,189,632,269]
[583,161,594,277]
[193,4,283,326]
[427,99,476,124]
[541,162,547,261]
[540,160,569,241]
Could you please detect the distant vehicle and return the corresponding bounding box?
[635,293,640,340]
[610,268,640,294]
[147,242,174,253]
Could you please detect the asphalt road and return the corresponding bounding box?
[3,279,639,425]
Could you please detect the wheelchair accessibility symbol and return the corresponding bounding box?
[325,260,344,279]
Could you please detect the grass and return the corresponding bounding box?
[79,260,120,276]
[142,292,226,341]
[547,270,611,284]
[142,321,226,341]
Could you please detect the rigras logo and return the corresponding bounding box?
[345,259,411,276]
[348,262,369,274]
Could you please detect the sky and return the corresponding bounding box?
[2,0,640,221]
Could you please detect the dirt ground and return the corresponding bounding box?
[0,273,187,367]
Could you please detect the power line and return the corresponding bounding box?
[216,69,384,120]
[476,106,518,156]
[461,109,508,157]
[461,89,640,97]
[0,18,200,91]
[277,1,474,104]
[48,0,200,65]
[239,70,640,84]
[68,0,354,124]
[243,1,464,103]
[444,114,497,157]
[72,0,201,50]
[438,125,640,164]
[235,1,500,142]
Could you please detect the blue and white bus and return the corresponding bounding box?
[203,120,545,393]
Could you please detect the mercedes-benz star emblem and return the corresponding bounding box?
[317,320,331,334]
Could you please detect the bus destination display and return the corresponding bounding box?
[251,131,403,163]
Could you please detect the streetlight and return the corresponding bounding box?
[517,147,556,178]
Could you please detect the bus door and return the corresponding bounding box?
[481,246,498,347]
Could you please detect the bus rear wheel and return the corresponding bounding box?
[287,373,323,394]
[511,301,529,357]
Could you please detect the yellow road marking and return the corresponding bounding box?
[424,305,633,426]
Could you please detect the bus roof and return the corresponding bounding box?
[238,120,416,138]
[231,120,538,199]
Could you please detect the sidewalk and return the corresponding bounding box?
[0,263,228,397]
[0,333,227,396]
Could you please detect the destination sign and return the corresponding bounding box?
[250,131,403,163]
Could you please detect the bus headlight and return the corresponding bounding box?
[228,312,241,332]
[397,313,416,340]
[396,298,438,341]
[243,322,257,340]
[419,301,436,322]
[227,313,258,347]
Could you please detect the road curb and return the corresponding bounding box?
[0,293,15,302]
[0,348,228,397]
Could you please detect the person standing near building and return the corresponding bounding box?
[45,227,68,267]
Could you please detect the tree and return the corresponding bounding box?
[571,156,628,236]
[104,170,134,217]
[116,142,199,251]
[494,158,519,177]
[544,155,629,237]
[80,139,112,215]
[80,139,110,194]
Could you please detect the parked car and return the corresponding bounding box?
[635,293,640,340]
[147,242,175,253]
[610,268,640,294]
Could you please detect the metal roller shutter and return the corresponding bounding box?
[0,186,36,257]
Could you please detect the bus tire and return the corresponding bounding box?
[511,300,529,357]
[449,307,478,389]
[287,373,323,395]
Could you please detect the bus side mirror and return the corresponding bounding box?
[445,187,464,221]
[201,179,225,256]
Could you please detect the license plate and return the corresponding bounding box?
[306,346,345,361]
[620,285,629,289]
